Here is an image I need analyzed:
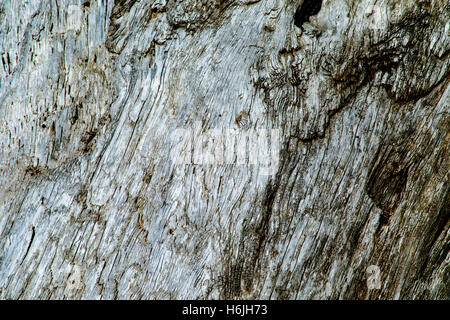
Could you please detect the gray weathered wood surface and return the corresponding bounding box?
[0,0,448,299]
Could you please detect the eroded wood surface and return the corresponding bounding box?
[0,0,448,299]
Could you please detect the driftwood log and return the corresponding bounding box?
[0,0,448,299]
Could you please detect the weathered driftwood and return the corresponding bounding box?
[0,0,448,299]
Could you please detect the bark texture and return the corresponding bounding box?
[0,0,449,299]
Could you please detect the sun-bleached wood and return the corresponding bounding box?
[0,0,448,299]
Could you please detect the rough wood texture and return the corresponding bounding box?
[0,0,448,299]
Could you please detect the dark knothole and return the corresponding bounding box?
[294,0,323,30]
